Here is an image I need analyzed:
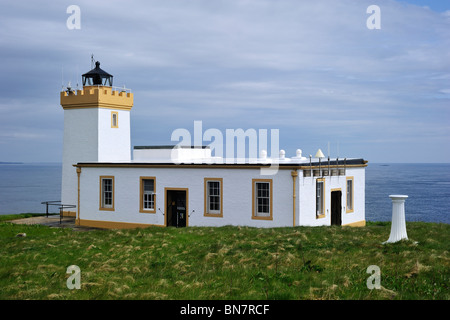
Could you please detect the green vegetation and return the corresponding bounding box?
[0,215,448,300]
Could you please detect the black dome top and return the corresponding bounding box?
[82,61,113,86]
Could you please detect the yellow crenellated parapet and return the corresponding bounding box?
[60,86,133,110]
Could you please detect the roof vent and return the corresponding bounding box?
[260,150,267,159]
[315,149,325,158]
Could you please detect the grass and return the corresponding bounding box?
[0,214,448,300]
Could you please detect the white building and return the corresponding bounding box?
[60,62,367,229]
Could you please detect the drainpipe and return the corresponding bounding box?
[291,169,298,227]
[328,156,330,177]
[76,167,81,226]
[309,155,312,178]
[336,157,339,177]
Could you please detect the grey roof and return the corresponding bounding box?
[134,145,209,149]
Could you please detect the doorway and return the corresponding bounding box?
[331,190,342,226]
[165,189,188,227]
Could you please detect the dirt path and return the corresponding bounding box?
[8,216,98,231]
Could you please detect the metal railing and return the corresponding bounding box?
[62,84,132,94]
[41,201,76,224]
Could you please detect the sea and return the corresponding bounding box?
[0,163,449,223]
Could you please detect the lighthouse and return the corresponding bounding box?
[57,59,366,229]
[60,61,133,215]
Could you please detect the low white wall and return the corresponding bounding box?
[133,147,211,163]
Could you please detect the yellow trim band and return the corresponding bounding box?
[343,220,366,227]
[77,219,164,229]
[61,211,76,217]
[60,86,133,111]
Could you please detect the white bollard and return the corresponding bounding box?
[384,195,408,244]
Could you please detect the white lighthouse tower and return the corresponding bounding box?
[60,61,133,216]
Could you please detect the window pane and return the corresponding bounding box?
[316,181,323,215]
[255,182,270,216]
[142,179,155,210]
[210,195,220,211]
[103,179,111,191]
[207,180,221,214]
[144,179,154,192]
[209,181,219,195]
[347,180,353,210]
[102,178,113,208]
[144,193,154,209]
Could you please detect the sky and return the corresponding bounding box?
[0,0,449,163]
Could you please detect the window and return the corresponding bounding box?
[346,177,354,213]
[100,176,114,211]
[204,178,223,217]
[252,179,273,220]
[316,178,325,217]
[140,177,156,213]
[111,111,118,128]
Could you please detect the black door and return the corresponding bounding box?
[166,190,187,227]
[331,191,342,226]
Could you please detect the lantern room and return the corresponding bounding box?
[82,61,113,86]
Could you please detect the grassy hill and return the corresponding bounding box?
[0,214,448,300]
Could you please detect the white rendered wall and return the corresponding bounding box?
[61,108,98,207]
[133,148,173,162]
[298,167,365,226]
[133,147,211,163]
[98,109,131,162]
[343,167,365,226]
[61,108,131,207]
[78,167,294,228]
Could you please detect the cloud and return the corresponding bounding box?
[0,0,449,162]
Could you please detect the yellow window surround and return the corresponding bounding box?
[316,178,325,219]
[252,179,273,221]
[204,178,223,217]
[140,176,156,213]
[346,176,354,213]
[99,176,115,211]
[111,111,119,128]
